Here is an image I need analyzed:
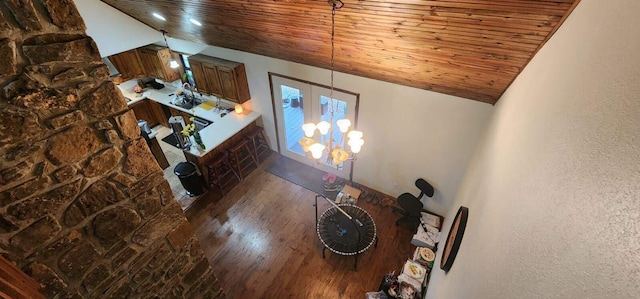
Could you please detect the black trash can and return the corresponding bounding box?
[174,162,204,197]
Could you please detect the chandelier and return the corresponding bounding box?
[299,0,364,172]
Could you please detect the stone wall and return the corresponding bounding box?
[0,1,222,298]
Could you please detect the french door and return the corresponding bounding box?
[271,74,358,177]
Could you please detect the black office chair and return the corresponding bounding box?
[392,178,434,228]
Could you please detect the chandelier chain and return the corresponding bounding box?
[330,5,336,100]
[328,0,342,117]
[162,30,170,49]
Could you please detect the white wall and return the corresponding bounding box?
[75,1,494,216]
[427,1,640,298]
[73,0,162,57]
[166,38,493,215]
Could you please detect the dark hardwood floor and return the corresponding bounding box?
[185,155,415,298]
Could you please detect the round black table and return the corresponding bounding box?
[316,199,377,270]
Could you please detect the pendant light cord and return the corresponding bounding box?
[162,30,170,49]
[330,4,336,101]
[329,0,343,102]
[326,0,343,155]
[328,0,343,122]
[162,30,181,70]
[162,30,176,59]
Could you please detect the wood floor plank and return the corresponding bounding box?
[185,155,417,298]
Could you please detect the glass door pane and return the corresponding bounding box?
[271,76,314,166]
[281,85,305,157]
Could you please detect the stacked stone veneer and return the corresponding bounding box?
[0,1,222,298]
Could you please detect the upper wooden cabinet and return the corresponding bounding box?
[108,45,182,82]
[138,45,182,82]
[189,59,209,95]
[188,54,251,103]
[108,49,145,81]
[203,64,223,98]
[138,48,161,79]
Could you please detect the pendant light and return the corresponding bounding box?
[162,31,180,69]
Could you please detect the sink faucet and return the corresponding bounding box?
[212,96,219,110]
[182,82,195,98]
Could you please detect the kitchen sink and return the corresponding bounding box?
[175,101,194,109]
[173,95,205,109]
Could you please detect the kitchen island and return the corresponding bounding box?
[118,78,262,185]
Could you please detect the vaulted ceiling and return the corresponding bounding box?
[101,0,579,104]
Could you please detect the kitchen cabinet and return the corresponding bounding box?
[130,99,168,128]
[130,100,154,126]
[148,100,169,127]
[138,45,182,82]
[203,64,223,98]
[138,48,161,79]
[217,66,242,102]
[189,60,209,94]
[188,54,251,103]
[108,45,182,82]
[108,49,145,81]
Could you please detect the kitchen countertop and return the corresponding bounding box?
[118,79,260,157]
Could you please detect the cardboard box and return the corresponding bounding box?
[341,185,362,199]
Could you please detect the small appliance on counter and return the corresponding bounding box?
[139,77,165,90]
[137,119,151,134]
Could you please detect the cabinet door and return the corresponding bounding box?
[170,52,184,82]
[130,100,157,127]
[189,60,209,94]
[108,54,126,78]
[232,64,251,102]
[123,50,145,79]
[148,101,169,127]
[203,64,223,98]
[138,49,160,79]
[157,48,181,82]
[217,66,239,102]
[109,50,145,80]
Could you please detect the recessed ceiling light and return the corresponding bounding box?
[152,13,166,21]
[189,18,202,26]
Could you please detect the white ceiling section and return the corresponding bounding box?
[73,0,162,57]
[427,0,640,298]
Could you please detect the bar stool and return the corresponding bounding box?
[245,126,271,164]
[228,139,259,180]
[205,151,240,196]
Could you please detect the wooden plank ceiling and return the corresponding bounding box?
[101,0,579,104]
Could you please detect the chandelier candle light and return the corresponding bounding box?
[299,0,363,183]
